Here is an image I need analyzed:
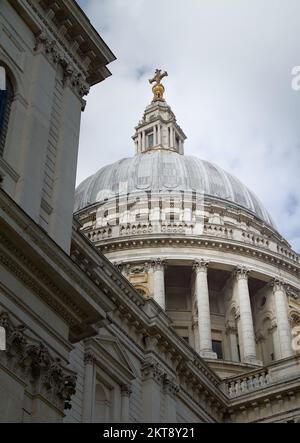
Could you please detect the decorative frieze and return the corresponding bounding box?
[0,311,76,411]
[96,234,300,280]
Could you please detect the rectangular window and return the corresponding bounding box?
[237,342,241,362]
[147,133,154,148]
[212,340,223,360]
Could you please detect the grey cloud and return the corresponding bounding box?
[76,0,300,252]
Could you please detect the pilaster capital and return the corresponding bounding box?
[128,263,150,275]
[84,351,96,365]
[193,259,209,274]
[141,358,165,384]
[151,258,166,272]
[234,266,250,280]
[121,384,132,398]
[163,375,180,397]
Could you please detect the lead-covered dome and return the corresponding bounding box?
[75,151,274,228]
[75,78,275,230]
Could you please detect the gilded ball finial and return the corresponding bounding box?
[149,69,168,102]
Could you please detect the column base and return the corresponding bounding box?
[242,356,263,366]
[200,350,218,360]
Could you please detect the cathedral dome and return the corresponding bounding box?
[74,150,274,228]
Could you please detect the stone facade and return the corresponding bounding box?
[0,0,300,424]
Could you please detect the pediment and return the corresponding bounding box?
[92,334,137,380]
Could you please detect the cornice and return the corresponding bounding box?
[0,190,115,340]
[8,0,116,86]
[0,234,84,327]
[97,235,300,280]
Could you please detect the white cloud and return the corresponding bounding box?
[76,0,300,251]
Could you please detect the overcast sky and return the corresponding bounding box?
[76,0,300,252]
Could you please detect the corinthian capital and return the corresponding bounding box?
[234,265,249,280]
[121,384,132,397]
[151,258,166,271]
[193,259,209,273]
[84,352,96,365]
[269,278,286,293]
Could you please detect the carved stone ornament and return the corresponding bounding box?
[163,375,180,397]
[193,259,209,273]
[151,258,166,272]
[0,311,76,411]
[34,31,90,98]
[225,320,237,335]
[269,278,286,293]
[234,265,250,280]
[141,358,165,384]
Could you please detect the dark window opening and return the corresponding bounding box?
[0,70,14,157]
[147,133,154,148]
[237,342,241,362]
[212,340,223,360]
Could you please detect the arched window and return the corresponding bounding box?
[94,382,111,423]
[0,68,14,157]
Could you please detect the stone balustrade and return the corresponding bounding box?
[222,369,272,398]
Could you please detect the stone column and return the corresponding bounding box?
[170,126,173,147]
[152,259,166,310]
[272,280,294,359]
[154,126,157,145]
[120,385,132,423]
[142,131,146,150]
[82,352,96,423]
[225,321,240,362]
[192,317,200,353]
[141,360,163,422]
[235,266,261,365]
[158,124,161,145]
[193,260,217,359]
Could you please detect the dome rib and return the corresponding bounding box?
[75,151,275,229]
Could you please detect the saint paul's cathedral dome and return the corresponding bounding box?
[74,70,299,373]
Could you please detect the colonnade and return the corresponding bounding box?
[151,259,294,364]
